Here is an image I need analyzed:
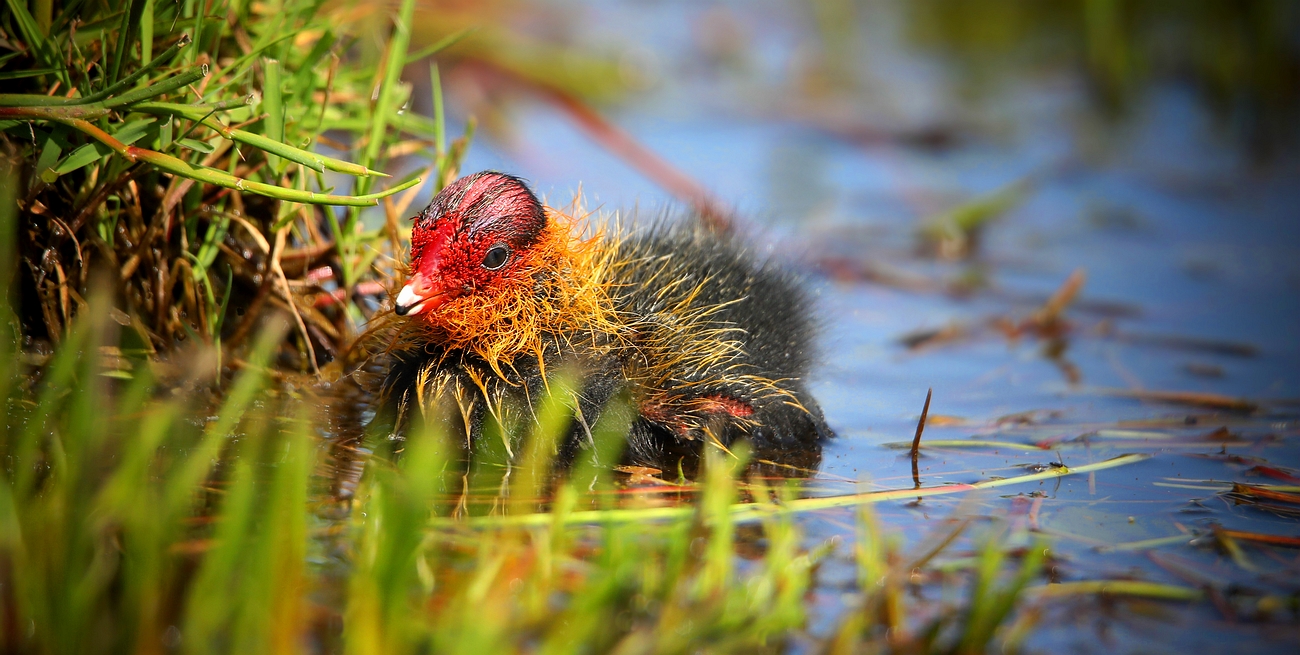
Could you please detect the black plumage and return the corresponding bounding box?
[375,172,831,473]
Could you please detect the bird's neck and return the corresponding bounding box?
[417,207,622,380]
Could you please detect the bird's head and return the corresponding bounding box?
[392,171,618,372]
[396,171,547,317]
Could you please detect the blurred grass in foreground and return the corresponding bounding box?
[0,280,1187,652]
[0,0,471,369]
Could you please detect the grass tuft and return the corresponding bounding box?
[0,0,469,366]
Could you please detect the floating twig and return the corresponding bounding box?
[444,453,1153,528]
[1026,580,1202,601]
[1103,388,1259,413]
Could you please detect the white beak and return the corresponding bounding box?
[394,282,430,316]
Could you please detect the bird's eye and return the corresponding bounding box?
[481,244,510,270]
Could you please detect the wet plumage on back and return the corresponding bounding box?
[379,171,831,470]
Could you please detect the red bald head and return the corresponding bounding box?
[396,172,547,316]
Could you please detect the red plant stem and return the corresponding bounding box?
[1213,527,1300,548]
[463,61,734,231]
[541,88,733,232]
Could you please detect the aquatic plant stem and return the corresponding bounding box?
[911,387,932,487]
[1027,580,1202,601]
[448,453,1153,528]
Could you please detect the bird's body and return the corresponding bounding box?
[376,172,830,470]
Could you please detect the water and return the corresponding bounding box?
[356,1,1300,650]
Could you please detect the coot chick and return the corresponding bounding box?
[379,171,831,471]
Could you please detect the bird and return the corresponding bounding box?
[373,170,831,473]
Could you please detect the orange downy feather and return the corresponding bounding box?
[392,207,625,382]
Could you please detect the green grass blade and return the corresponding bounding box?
[566,389,634,495]
[0,67,199,110]
[0,92,86,107]
[431,63,446,156]
[3,0,64,81]
[289,28,338,99]
[188,0,204,63]
[162,322,284,515]
[340,0,414,287]
[510,372,578,511]
[183,458,260,649]
[60,116,416,206]
[110,0,148,84]
[200,32,298,98]
[176,136,215,153]
[54,117,157,176]
[262,58,285,176]
[404,27,475,66]
[14,315,91,495]
[700,445,744,592]
[100,67,206,108]
[968,453,1150,490]
[32,0,52,34]
[80,33,192,104]
[95,402,178,516]
[360,0,416,178]
[140,0,154,63]
[32,126,68,183]
[1027,580,1203,601]
[134,102,388,176]
[0,68,60,81]
[49,0,88,34]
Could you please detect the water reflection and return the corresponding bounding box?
[317,362,824,522]
[329,1,1300,649]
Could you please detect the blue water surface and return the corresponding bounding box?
[411,2,1300,651]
